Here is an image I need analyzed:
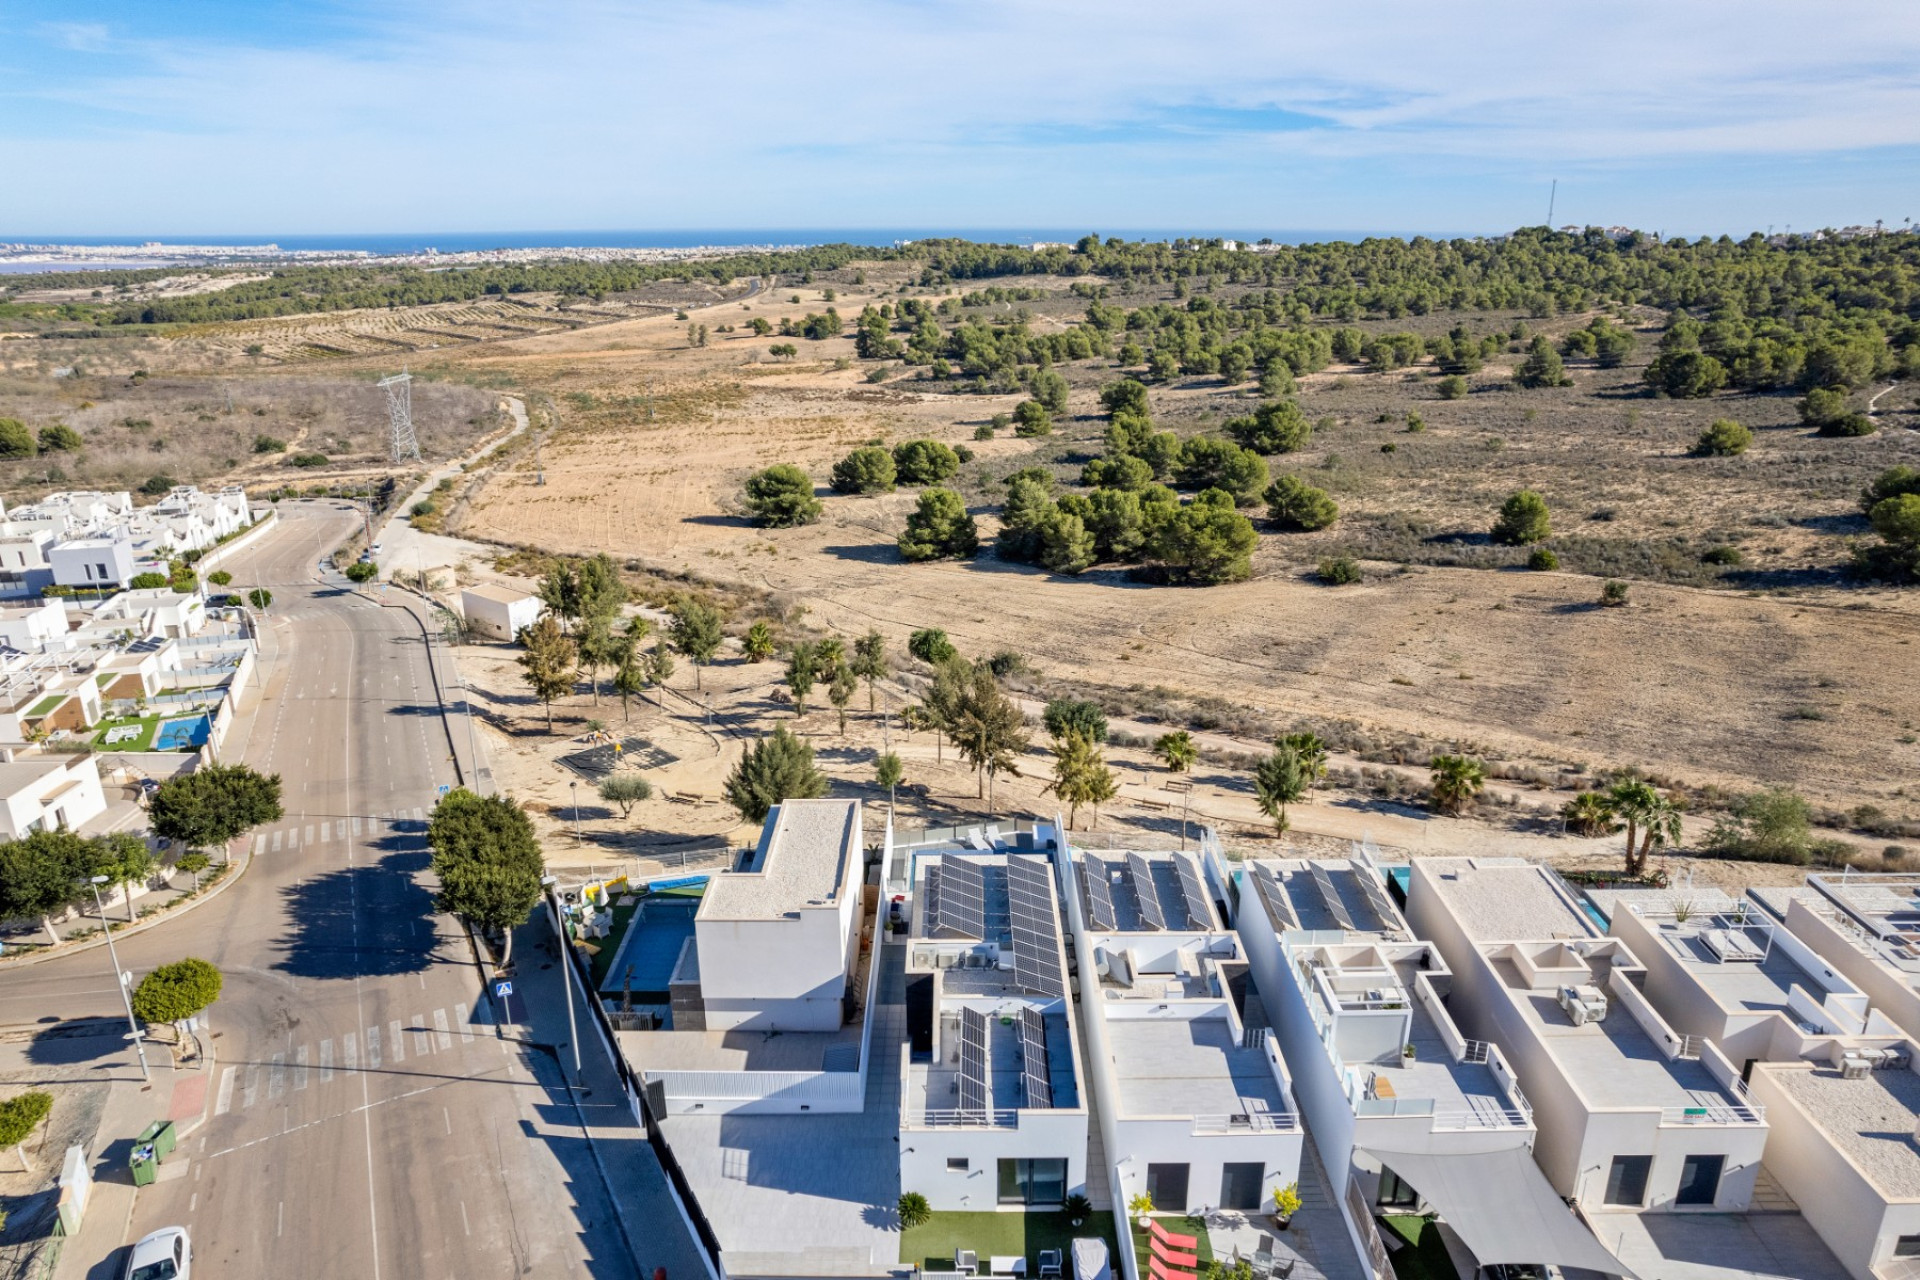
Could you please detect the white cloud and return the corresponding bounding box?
[5,0,1920,231]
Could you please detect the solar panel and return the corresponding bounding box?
[1018,1007,1053,1109]
[1172,854,1214,930]
[1308,863,1357,932]
[936,856,987,938]
[1007,856,1066,998]
[1249,863,1301,931]
[959,1007,991,1119]
[1081,859,1119,931]
[921,863,941,933]
[1122,854,1165,930]
[1351,858,1401,931]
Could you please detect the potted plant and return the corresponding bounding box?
[1271,1182,1302,1231]
[898,1191,932,1231]
[1402,1042,1417,1065]
[1129,1192,1155,1230]
[1064,1193,1091,1227]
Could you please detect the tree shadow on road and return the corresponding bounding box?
[268,833,439,980]
[22,1018,128,1069]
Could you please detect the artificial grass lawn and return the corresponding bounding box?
[28,694,66,718]
[902,1210,1118,1274]
[581,895,643,990]
[91,713,161,751]
[1378,1215,1460,1280]
[1130,1214,1216,1275]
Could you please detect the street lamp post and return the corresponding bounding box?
[89,876,150,1083]
[541,877,584,1088]
[570,780,582,846]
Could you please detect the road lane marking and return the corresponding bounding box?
[304,824,314,844]
[352,816,362,837]
[343,1032,357,1071]
[388,1019,404,1062]
[215,1067,236,1116]
[336,819,346,841]
[443,1107,452,1135]
[319,823,330,844]
[433,1008,452,1050]
[295,1045,309,1090]
[410,1013,430,1057]
[458,1008,473,1043]
[365,1026,381,1068]
[268,1052,286,1099]
[287,827,299,849]
[460,1201,470,1236]
[271,831,283,852]
[242,1064,259,1109]
[253,835,266,857]
[319,1038,333,1082]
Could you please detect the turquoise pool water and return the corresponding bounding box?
[155,715,210,751]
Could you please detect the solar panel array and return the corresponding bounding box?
[1007,855,1067,998]
[1126,853,1168,930]
[1308,863,1357,931]
[1250,863,1301,930]
[1081,859,1119,931]
[1018,1007,1053,1109]
[935,855,987,939]
[1351,859,1401,931]
[1172,854,1214,930]
[959,1007,990,1117]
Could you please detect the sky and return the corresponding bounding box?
[5,0,1920,239]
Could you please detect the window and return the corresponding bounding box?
[1895,1235,1920,1259]
[96,562,109,580]
[947,1158,969,1173]
[1220,1163,1265,1212]
[1145,1163,1190,1213]
[1376,1167,1419,1209]
[1675,1154,1724,1207]
[1604,1155,1652,1206]
[997,1159,1067,1206]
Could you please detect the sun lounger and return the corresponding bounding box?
[1148,1220,1198,1252]
[1151,1239,1199,1270]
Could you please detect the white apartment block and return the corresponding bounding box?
[15,486,253,591]
[897,825,1091,1212]
[0,749,107,839]
[1063,843,1302,1223]
[1405,858,1769,1219]
[1238,855,1625,1278]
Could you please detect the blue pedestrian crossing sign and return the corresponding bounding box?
[494,980,513,998]
[438,784,451,796]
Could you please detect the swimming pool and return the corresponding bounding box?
[154,715,211,751]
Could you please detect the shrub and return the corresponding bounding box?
[344,561,379,583]
[973,424,994,440]
[1175,436,1268,502]
[1013,400,1053,437]
[830,446,896,495]
[1082,454,1154,491]
[1043,697,1108,743]
[252,434,287,454]
[1491,490,1552,545]
[908,628,957,664]
[1601,579,1630,607]
[743,464,822,527]
[1528,546,1560,571]
[892,439,960,485]
[0,419,36,459]
[1263,475,1339,531]
[1643,349,1728,398]
[1694,419,1752,456]
[1146,502,1257,585]
[1031,368,1070,414]
[1317,555,1362,585]
[1099,379,1149,418]
[1437,375,1468,400]
[1701,545,1743,566]
[1706,787,1814,864]
[1224,400,1313,454]
[37,423,82,452]
[1515,335,1570,388]
[140,474,176,496]
[206,570,232,586]
[128,572,169,590]
[1863,466,1920,513]
[289,452,330,468]
[898,488,978,561]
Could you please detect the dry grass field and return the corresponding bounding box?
[425,271,1919,824]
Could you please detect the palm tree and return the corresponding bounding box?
[1278,731,1328,782]
[1154,730,1198,773]
[1254,745,1310,836]
[1047,731,1116,830]
[1427,755,1486,815]
[1562,791,1619,838]
[1607,779,1684,877]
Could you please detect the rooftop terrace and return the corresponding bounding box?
[1767,1063,1920,1197]
[701,798,858,921]
[1248,859,1406,938]
[1423,858,1595,942]
[1107,1016,1287,1122]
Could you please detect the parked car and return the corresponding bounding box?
[124,1226,191,1279]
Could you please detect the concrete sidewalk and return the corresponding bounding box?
[501,912,712,1280]
[53,1044,214,1280]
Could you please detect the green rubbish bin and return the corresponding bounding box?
[129,1143,157,1187]
[136,1120,177,1162]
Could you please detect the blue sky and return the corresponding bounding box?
[5,0,1920,238]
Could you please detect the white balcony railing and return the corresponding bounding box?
[914,1108,1019,1128]
[1659,1102,1765,1126]
[1191,1111,1299,1135]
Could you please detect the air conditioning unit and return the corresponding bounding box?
[1842,1057,1872,1080]
[1558,984,1609,1026]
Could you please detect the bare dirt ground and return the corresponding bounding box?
[420,282,1919,827]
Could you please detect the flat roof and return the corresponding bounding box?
[1768,1064,1920,1197]
[618,1025,862,1074]
[1253,859,1406,937]
[1108,1016,1286,1119]
[1422,859,1595,942]
[1641,918,1836,1016]
[0,758,71,791]
[700,799,858,921]
[1076,850,1218,933]
[1491,955,1737,1110]
[461,582,537,605]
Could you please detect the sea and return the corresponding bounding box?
[0,227,1426,273]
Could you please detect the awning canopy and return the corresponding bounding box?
[1361,1145,1635,1278]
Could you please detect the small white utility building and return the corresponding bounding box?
[460,584,543,641]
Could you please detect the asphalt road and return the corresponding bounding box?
[2,504,641,1280]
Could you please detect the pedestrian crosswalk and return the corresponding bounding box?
[212,1001,492,1118]
[252,807,429,857]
